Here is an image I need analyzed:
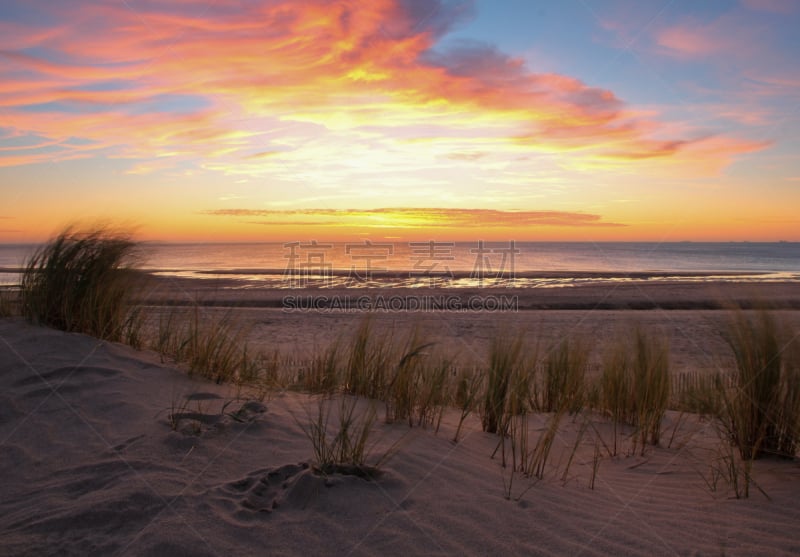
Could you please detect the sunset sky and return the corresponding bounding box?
[1,0,798,242]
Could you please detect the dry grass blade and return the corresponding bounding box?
[482,334,524,435]
[384,327,437,426]
[453,367,485,443]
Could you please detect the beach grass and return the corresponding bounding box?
[301,394,380,477]
[599,327,670,455]
[151,306,258,384]
[344,316,396,400]
[500,337,590,496]
[481,333,525,435]
[452,366,485,443]
[0,287,18,317]
[383,327,439,427]
[715,310,800,460]
[20,227,146,342]
[632,328,670,452]
[539,337,588,414]
[300,340,343,394]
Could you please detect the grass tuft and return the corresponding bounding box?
[344,316,395,399]
[151,306,258,384]
[482,334,525,435]
[0,287,19,317]
[383,327,438,427]
[301,395,379,477]
[301,341,343,394]
[717,310,800,460]
[539,337,588,414]
[600,327,670,455]
[20,227,145,341]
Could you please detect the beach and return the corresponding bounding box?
[2,277,800,556]
[140,277,800,375]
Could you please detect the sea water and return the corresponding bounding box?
[2,241,799,288]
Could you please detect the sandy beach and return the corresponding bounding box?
[2,278,800,556]
[140,278,800,375]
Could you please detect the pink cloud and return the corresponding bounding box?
[741,0,797,14]
[0,0,765,174]
[656,22,727,57]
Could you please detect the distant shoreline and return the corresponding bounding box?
[131,275,800,311]
[4,268,799,311]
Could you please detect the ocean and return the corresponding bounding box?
[1,241,799,288]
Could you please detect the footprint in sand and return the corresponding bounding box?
[218,461,383,521]
[220,462,346,516]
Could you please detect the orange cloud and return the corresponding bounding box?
[0,0,761,178]
[204,207,625,229]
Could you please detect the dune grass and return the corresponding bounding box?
[599,327,670,455]
[0,287,18,317]
[539,337,588,414]
[672,371,725,417]
[299,318,453,431]
[774,340,800,457]
[600,339,632,455]
[20,227,146,342]
[383,327,441,427]
[344,316,395,399]
[498,336,589,497]
[300,341,343,394]
[151,306,259,384]
[453,366,485,443]
[631,328,670,452]
[482,334,525,435]
[715,310,800,460]
[16,226,265,386]
[301,395,380,477]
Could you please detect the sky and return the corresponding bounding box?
[0,0,798,242]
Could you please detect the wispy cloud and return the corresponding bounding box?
[653,13,768,60]
[0,0,761,177]
[740,0,797,14]
[205,207,625,228]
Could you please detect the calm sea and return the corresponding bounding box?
[1,241,799,288]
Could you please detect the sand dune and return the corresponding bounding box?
[2,318,800,556]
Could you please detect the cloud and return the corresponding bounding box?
[656,22,728,57]
[444,151,487,161]
[0,0,762,177]
[653,13,767,60]
[243,150,283,160]
[204,207,625,228]
[741,0,797,14]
